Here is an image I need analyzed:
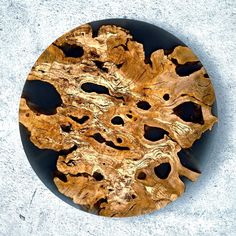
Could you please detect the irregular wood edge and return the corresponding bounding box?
[19,23,217,217]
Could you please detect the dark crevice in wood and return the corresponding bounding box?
[22,80,62,115]
[69,115,89,124]
[144,125,168,142]
[56,43,84,58]
[136,101,151,110]
[81,82,110,95]
[173,102,204,124]
[58,145,77,156]
[154,163,171,179]
[90,133,130,150]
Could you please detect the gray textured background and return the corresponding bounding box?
[0,0,235,235]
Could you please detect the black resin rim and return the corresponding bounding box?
[19,18,218,213]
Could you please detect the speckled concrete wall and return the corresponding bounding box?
[0,0,235,235]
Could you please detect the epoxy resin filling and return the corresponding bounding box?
[19,20,217,217]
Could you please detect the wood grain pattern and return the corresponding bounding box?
[19,24,217,217]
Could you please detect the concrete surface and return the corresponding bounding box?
[0,0,235,235]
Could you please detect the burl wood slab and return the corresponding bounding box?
[19,24,217,217]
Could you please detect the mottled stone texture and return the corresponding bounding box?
[0,0,235,234]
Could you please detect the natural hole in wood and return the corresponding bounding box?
[93,171,104,181]
[144,125,169,142]
[22,80,62,115]
[117,137,123,143]
[173,102,204,125]
[94,60,109,73]
[154,162,171,179]
[60,123,72,133]
[137,172,147,180]
[69,115,89,124]
[58,145,78,156]
[163,94,170,101]
[136,101,151,110]
[54,170,67,183]
[111,116,124,126]
[175,61,203,76]
[126,114,133,119]
[81,82,110,95]
[19,20,217,217]
[56,43,84,58]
